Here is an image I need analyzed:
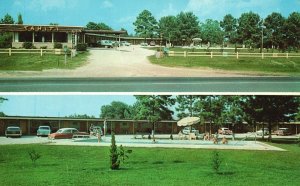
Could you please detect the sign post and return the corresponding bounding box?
[63,46,67,65]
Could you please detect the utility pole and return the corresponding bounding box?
[261,19,265,53]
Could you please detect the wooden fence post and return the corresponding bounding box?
[210,52,213,58]
[286,53,289,59]
[262,52,264,59]
[236,52,239,59]
[184,51,187,57]
[9,48,11,56]
[40,48,43,56]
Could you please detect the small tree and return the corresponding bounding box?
[28,150,41,165]
[110,132,119,170]
[212,151,222,174]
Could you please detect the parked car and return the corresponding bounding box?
[97,40,113,48]
[48,128,89,139]
[218,127,233,135]
[5,126,22,138]
[273,128,291,136]
[182,127,199,135]
[256,128,269,136]
[37,126,51,137]
[149,41,156,46]
[121,41,131,46]
[140,42,148,46]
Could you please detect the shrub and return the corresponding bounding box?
[54,42,62,49]
[28,150,41,165]
[40,46,47,49]
[76,43,87,51]
[22,42,33,49]
[0,33,13,48]
[109,133,132,170]
[212,151,222,174]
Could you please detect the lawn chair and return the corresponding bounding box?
[189,133,197,140]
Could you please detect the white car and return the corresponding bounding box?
[256,128,269,136]
[182,127,199,135]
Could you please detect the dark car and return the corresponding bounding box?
[5,126,22,138]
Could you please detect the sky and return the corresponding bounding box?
[0,95,137,118]
[1,0,299,34]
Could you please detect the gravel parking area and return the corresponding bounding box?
[0,135,286,151]
[0,46,249,78]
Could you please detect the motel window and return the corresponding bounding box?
[34,32,52,42]
[19,32,33,42]
[54,32,67,42]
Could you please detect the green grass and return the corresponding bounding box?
[0,52,89,71]
[149,55,300,76]
[0,143,300,185]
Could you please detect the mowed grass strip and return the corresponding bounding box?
[0,52,89,71]
[0,143,299,186]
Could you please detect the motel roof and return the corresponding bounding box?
[0,24,127,35]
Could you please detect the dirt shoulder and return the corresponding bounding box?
[0,46,256,78]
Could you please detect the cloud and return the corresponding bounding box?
[102,0,113,8]
[118,16,135,23]
[27,0,67,11]
[158,3,178,18]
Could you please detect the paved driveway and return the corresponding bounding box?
[0,46,249,78]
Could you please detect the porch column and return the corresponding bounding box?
[32,32,35,43]
[83,34,86,44]
[119,34,121,47]
[52,32,54,43]
[75,33,78,46]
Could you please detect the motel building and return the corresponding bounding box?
[0,24,126,49]
[0,116,299,136]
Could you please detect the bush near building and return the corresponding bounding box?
[22,42,33,49]
[76,43,87,51]
[54,43,62,49]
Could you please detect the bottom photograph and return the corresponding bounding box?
[0,95,300,185]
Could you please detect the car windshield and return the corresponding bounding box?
[7,127,20,131]
[39,127,50,130]
[56,129,63,133]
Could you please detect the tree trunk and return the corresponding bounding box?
[268,121,272,142]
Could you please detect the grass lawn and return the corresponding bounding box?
[1,143,300,186]
[149,55,300,76]
[0,52,89,71]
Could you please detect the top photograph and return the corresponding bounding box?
[0,0,299,92]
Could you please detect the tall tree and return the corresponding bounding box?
[0,13,14,24]
[200,19,224,45]
[133,95,174,138]
[86,22,112,30]
[100,101,132,119]
[176,12,200,45]
[66,114,95,119]
[176,95,200,118]
[158,15,178,44]
[284,12,300,49]
[0,97,8,117]
[120,28,129,36]
[246,96,299,141]
[220,14,238,44]
[133,10,158,39]
[264,12,285,49]
[237,11,261,48]
[196,96,224,135]
[17,13,23,24]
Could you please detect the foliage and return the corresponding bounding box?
[237,11,262,48]
[86,22,112,30]
[133,10,158,39]
[54,42,62,49]
[175,12,200,44]
[200,19,224,45]
[176,95,200,118]
[211,151,222,174]
[22,42,33,49]
[0,32,12,48]
[110,133,132,170]
[28,150,41,165]
[17,13,23,24]
[264,12,285,49]
[0,13,14,24]
[100,101,132,119]
[158,16,178,43]
[49,23,59,25]
[133,96,175,137]
[120,28,129,36]
[284,12,300,49]
[76,43,87,51]
[220,14,238,43]
[66,114,95,119]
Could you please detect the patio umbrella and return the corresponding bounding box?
[192,38,202,42]
[177,116,200,126]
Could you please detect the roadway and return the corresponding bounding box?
[0,77,299,93]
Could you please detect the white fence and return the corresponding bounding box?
[0,48,76,56]
[168,51,300,59]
